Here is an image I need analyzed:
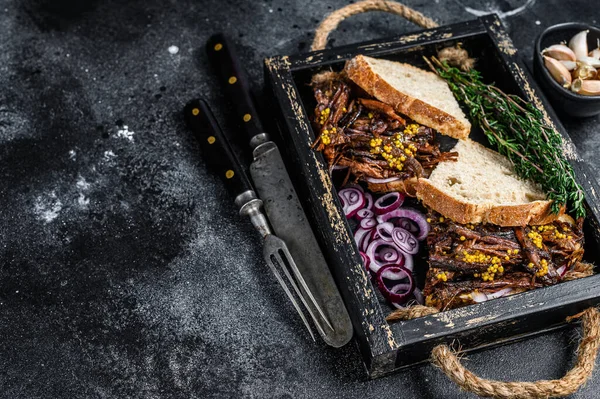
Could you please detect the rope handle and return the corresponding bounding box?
[312,3,600,397]
[311,0,438,51]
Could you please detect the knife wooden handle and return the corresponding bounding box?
[206,33,265,144]
[184,98,254,198]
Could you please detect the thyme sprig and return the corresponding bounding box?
[427,57,585,218]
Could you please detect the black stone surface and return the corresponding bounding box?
[1,0,599,397]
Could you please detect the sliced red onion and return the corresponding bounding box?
[377,246,402,265]
[397,218,420,235]
[376,265,414,303]
[377,208,430,241]
[338,187,365,218]
[345,183,364,193]
[380,265,409,280]
[366,239,402,273]
[557,265,568,277]
[364,176,402,184]
[413,287,424,304]
[376,222,395,242]
[354,228,373,250]
[486,288,513,300]
[355,208,375,221]
[471,291,488,303]
[374,192,404,215]
[391,227,419,255]
[360,218,377,230]
[364,192,374,210]
[331,165,349,171]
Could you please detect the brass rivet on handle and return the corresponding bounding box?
[207,136,216,144]
[214,43,223,51]
[228,76,237,84]
[243,113,252,122]
[225,170,235,179]
[192,108,200,116]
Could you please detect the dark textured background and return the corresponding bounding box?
[1,0,599,397]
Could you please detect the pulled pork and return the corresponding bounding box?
[311,71,456,189]
[424,212,585,310]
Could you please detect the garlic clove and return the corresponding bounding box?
[590,39,600,59]
[569,30,589,60]
[542,44,577,61]
[543,55,572,88]
[572,63,597,80]
[578,80,600,96]
[560,60,577,71]
[577,56,600,68]
[571,78,582,93]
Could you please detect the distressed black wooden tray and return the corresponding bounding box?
[264,14,600,378]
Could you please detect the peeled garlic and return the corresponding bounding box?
[578,80,600,96]
[571,78,583,93]
[577,56,600,68]
[569,30,589,60]
[572,63,597,80]
[542,44,576,61]
[590,39,600,59]
[544,55,572,88]
[560,60,577,71]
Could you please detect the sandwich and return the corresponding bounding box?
[311,54,587,311]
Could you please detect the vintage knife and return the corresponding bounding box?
[206,34,353,347]
[185,98,338,341]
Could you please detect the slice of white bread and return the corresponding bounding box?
[415,139,562,226]
[344,55,471,140]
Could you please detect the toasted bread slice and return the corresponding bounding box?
[344,55,471,139]
[415,139,562,226]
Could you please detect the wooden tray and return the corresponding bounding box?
[264,14,600,378]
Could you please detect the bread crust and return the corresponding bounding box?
[366,177,418,197]
[344,55,470,140]
[415,178,563,227]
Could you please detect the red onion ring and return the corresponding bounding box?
[338,187,365,218]
[376,222,394,242]
[354,228,373,250]
[377,246,401,264]
[373,192,404,215]
[376,265,415,303]
[364,192,374,210]
[377,208,430,241]
[360,218,377,230]
[391,227,419,255]
[557,265,568,277]
[355,208,375,221]
[366,239,404,273]
[397,218,419,235]
[364,176,402,184]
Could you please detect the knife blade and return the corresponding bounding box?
[206,33,353,347]
[185,98,319,341]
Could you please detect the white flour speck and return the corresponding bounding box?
[34,191,63,223]
[69,150,76,160]
[77,193,90,207]
[168,45,179,55]
[535,20,541,25]
[76,176,90,190]
[104,150,116,161]
[117,125,135,142]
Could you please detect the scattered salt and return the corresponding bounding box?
[117,125,135,142]
[168,45,179,55]
[34,192,63,223]
[104,150,116,161]
[535,20,541,25]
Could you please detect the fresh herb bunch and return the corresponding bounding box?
[428,57,586,218]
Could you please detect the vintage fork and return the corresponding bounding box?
[184,98,333,340]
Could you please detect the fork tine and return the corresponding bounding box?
[267,254,316,341]
[277,245,335,331]
[272,250,328,339]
